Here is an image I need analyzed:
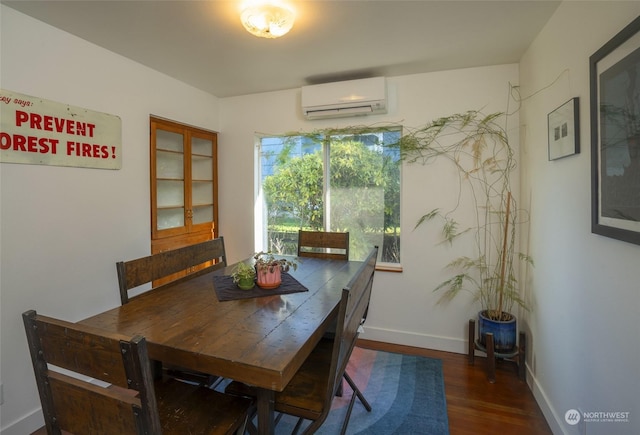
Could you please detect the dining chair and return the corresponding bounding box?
[23,309,253,435]
[227,246,378,435]
[116,237,228,387]
[116,236,227,305]
[297,230,350,387]
[297,230,349,260]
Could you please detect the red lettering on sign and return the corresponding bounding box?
[29,113,42,130]
[15,111,29,126]
[82,143,92,157]
[67,141,79,156]
[0,132,59,154]
[66,141,109,158]
[14,110,96,137]
[13,134,26,151]
[0,132,11,149]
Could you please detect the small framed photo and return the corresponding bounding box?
[548,97,580,161]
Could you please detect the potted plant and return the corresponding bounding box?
[231,262,257,290]
[253,251,298,289]
[392,110,533,351]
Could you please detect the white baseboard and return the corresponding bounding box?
[1,407,43,435]
[360,325,467,354]
[528,365,566,434]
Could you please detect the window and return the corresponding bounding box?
[257,128,401,264]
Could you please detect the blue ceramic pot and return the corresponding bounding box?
[477,310,517,352]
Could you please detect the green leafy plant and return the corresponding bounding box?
[253,251,298,273]
[391,110,533,321]
[231,262,256,284]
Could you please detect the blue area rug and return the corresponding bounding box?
[276,347,450,434]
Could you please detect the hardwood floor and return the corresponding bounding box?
[357,339,552,435]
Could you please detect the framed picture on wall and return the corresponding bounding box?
[590,16,640,246]
[548,97,579,160]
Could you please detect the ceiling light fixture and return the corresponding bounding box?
[240,2,296,39]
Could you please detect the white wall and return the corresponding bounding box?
[219,64,520,353]
[519,2,640,434]
[0,6,220,434]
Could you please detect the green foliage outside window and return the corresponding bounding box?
[260,130,401,262]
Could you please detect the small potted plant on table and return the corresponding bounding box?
[231,262,257,290]
[253,251,297,289]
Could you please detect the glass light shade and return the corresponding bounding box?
[241,4,295,39]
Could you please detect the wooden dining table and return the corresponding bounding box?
[79,255,364,435]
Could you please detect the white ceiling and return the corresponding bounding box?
[3,0,561,98]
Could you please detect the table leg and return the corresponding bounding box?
[256,388,275,435]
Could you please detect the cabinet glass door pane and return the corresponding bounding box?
[158,208,185,230]
[157,180,184,230]
[156,130,184,152]
[157,180,184,207]
[157,150,184,179]
[156,128,185,232]
[191,137,213,156]
[191,136,214,226]
[192,181,213,206]
[192,154,213,180]
[192,205,213,225]
[191,137,213,183]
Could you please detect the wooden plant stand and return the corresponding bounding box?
[468,319,526,383]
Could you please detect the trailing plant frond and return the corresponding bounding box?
[519,252,534,267]
[414,208,441,229]
[446,256,487,273]
[433,273,478,304]
[441,218,461,245]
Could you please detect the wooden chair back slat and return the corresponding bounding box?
[117,237,227,304]
[47,372,140,435]
[297,230,349,260]
[27,313,130,387]
[23,310,162,435]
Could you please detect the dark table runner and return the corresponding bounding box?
[213,272,308,301]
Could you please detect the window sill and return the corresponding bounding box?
[375,263,403,273]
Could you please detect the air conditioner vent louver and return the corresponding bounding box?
[301,77,387,120]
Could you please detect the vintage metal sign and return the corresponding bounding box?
[0,89,122,169]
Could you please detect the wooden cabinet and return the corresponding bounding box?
[150,117,218,281]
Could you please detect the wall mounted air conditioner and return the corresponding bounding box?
[301,77,387,119]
